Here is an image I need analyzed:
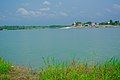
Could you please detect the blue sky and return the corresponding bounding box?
[0,0,120,25]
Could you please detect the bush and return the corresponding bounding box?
[39,58,120,80]
[0,74,10,80]
[0,57,11,74]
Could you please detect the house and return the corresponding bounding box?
[91,22,96,26]
[72,22,83,28]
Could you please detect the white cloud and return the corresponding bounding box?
[17,6,69,18]
[48,12,69,18]
[17,8,43,17]
[106,8,112,12]
[17,8,29,16]
[104,4,120,14]
[29,11,42,16]
[39,7,50,11]
[113,4,120,9]
[57,2,62,7]
[43,1,51,5]
[60,12,68,17]
[58,2,62,6]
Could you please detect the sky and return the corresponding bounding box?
[0,0,120,25]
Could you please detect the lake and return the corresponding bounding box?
[0,28,120,68]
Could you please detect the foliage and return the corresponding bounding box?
[100,20,120,25]
[0,25,69,30]
[0,74,10,80]
[0,57,12,80]
[0,57,11,74]
[39,58,120,80]
[0,57,120,80]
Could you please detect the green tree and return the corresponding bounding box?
[110,20,113,25]
[114,21,119,25]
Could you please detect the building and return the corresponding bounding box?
[72,22,83,28]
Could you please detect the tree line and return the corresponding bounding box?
[0,25,68,30]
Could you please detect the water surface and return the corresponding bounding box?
[0,28,120,68]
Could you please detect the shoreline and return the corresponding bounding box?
[0,57,120,80]
[0,25,120,31]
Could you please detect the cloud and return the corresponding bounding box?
[48,12,69,18]
[29,11,42,16]
[39,7,50,11]
[17,8,43,17]
[43,1,51,5]
[56,2,62,7]
[17,8,29,16]
[17,6,69,18]
[60,12,68,17]
[58,2,62,6]
[104,4,120,14]
[113,4,120,9]
[106,8,112,12]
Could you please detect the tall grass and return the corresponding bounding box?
[39,57,120,80]
[0,57,120,80]
[0,57,12,80]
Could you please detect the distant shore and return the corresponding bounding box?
[71,25,120,29]
[0,25,120,31]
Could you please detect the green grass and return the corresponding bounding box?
[0,57,120,80]
[39,58,120,80]
[0,57,11,80]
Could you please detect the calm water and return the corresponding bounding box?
[0,28,120,68]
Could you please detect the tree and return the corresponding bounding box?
[114,21,119,25]
[110,20,113,25]
[85,22,92,25]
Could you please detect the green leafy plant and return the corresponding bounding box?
[0,74,10,80]
[39,57,120,80]
[0,57,11,74]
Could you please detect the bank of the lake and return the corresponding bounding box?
[0,25,120,31]
[0,57,120,80]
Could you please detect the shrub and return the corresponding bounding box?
[39,58,120,80]
[0,74,10,80]
[0,57,11,74]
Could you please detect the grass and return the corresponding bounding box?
[0,57,12,80]
[39,57,120,80]
[0,57,120,80]
[0,57,38,80]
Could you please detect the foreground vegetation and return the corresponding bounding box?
[0,57,12,80]
[0,57,120,80]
